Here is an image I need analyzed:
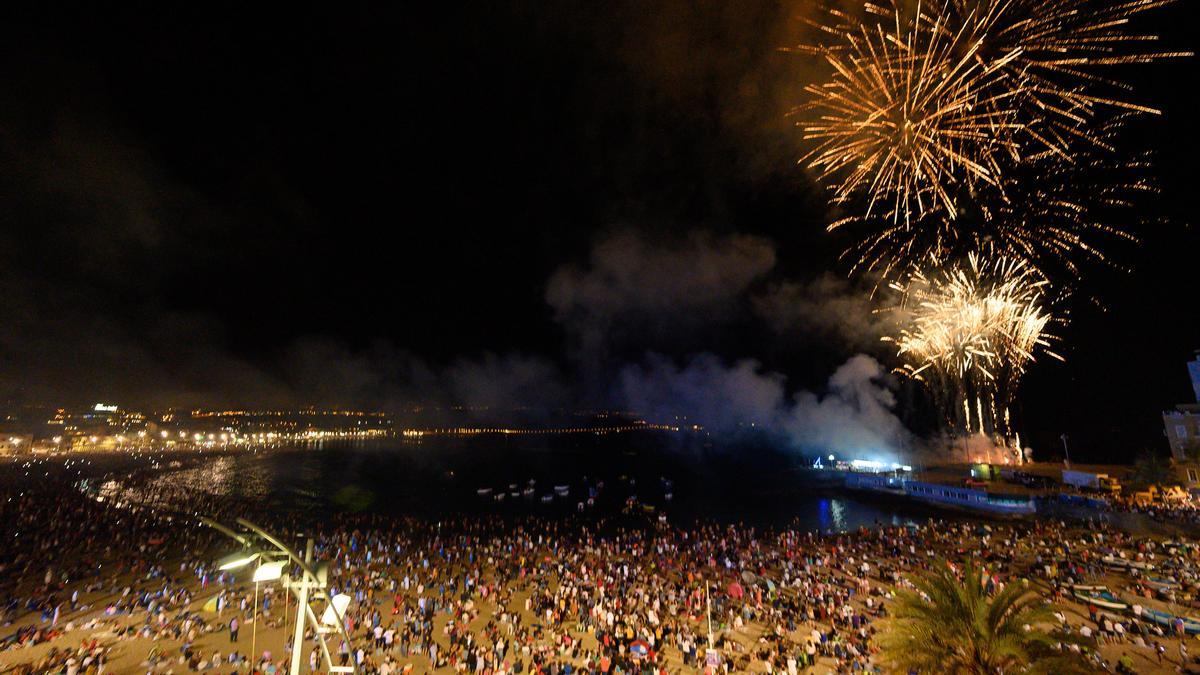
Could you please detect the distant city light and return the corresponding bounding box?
[0,404,671,456]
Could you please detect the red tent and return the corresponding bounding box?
[630,639,651,660]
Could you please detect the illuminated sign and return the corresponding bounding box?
[93,403,118,413]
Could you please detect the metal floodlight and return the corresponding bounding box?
[203,517,358,675]
[217,550,261,570]
[253,560,287,582]
[321,593,351,626]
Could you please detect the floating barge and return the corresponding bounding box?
[844,473,1037,516]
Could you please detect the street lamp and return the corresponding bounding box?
[217,551,260,571]
[253,560,287,582]
[202,517,358,674]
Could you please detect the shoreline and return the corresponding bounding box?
[6,445,1147,533]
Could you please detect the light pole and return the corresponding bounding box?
[1060,433,1072,469]
[205,517,359,675]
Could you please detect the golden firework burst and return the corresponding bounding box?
[793,0,1186,276]
[884,251,1062,440]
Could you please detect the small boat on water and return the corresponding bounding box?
[540,494,554,504]
[554,485,570,496]
[494,493,506,501]
[522,487,535,497]
[1068,584,1108,592]
[477,488,493,496]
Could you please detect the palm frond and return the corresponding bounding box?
[878,560,1092,674]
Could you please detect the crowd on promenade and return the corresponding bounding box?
[1111,497,1200,530]
[3,465,1200,674]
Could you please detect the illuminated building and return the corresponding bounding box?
[1163,352,1200,485]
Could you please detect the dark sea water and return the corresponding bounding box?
[66,433,932,533]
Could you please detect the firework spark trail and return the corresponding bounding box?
[884,252,1061,442]
[796,2,1023,225]
[840,113,1157,280]
[792,0,1183,451]
[932,0,1192,157]
[794,0,1186,277]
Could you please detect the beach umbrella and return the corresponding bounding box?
[202,596,219,613]
[629,640,650,660]
[741,571,756,584]
[727,581,744,599]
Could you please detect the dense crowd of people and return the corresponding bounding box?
[1111,497,1200,530]
[3,456,1200,674]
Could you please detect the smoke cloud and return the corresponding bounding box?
[919,433,1028,465]
[446,353,569,413]
[0,117,904,451]
[782,354,909,456]
[618,352,909,456]
[753,274,892,350]
[282,341,570,419]
[547,229,777,343]
[546,229,779,395]
[618,354,786,431]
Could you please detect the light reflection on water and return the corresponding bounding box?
[75,441,925,532]
[86,455,274,512]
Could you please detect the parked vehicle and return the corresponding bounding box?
[1003,470,1057,489]
[1062,470,1121,493]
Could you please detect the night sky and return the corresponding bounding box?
[1,1,1196,462]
